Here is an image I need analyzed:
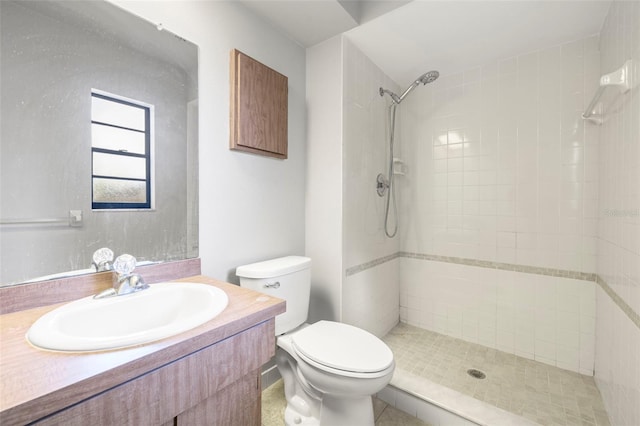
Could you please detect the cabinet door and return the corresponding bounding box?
[34,320,274,425]
[230,49,288,159]
[177,370,260,426]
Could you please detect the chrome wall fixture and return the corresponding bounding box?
[378,71,439,238]
[582,59,633,124]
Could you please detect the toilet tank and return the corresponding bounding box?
[236,256,311,335]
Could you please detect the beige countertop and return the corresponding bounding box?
[0,275,285,425]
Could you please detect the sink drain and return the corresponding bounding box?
[467,369,486,379]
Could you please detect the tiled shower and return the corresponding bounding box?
[396,33,600,375]
[333,1,639,425]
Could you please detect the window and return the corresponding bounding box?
[91,91,152,209]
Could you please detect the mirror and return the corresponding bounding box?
[0,1,198,286]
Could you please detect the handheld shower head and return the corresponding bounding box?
[418,70,439,85]
[380,70,439,104]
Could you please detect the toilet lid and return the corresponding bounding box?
[291,321,394,374]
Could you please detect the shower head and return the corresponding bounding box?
[417,70,439,85]
[380,70,439,104]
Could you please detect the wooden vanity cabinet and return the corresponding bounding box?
[34,320,274,426]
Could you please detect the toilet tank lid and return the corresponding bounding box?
[236,256,311,278]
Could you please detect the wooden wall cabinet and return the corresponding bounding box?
[230,49,288,159]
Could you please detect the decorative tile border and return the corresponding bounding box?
[596,275,640,330]
[399,251,598,281]
[346,251,596,281]
[345,251,639,331]
[345,252,400,276]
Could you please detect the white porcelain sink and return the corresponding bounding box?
[26,282,229,352]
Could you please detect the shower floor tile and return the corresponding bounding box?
[383,323,611,426]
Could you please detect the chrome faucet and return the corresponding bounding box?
[94,254,148,299]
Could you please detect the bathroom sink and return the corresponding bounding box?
[26,282,229,352]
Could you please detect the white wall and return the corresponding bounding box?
[305,36,344,323]
[594,2,640,425]
[112,1,307,283]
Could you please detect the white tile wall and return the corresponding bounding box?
[342,38,401,330]
[343,258,400,338]
[400,36,600,274]
[595,1,640,425]
[595,287,640,426]
[393,35,602,377]
[400,258,596,375]
[343,38,400,269]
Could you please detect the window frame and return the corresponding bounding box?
[90,90,154,210]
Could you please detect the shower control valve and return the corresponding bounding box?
[376,173,389,197]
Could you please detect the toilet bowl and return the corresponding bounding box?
[277,321,394,425]
[236,256,395,426]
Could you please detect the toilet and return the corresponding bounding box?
[236,256,395,426]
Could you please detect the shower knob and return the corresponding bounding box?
[376,173,389,197]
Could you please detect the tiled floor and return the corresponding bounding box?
[262,378,430,426]
[383,323,611,426]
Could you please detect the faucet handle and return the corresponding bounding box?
[113,254,137,276]
[92,247,114,271]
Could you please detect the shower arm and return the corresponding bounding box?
[379,88,400,104]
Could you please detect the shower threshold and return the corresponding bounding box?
[379,323,610,426]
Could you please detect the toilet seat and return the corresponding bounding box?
[291,321,394,378]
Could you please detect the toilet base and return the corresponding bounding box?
[319,395,374,426]
[284,394,374,426]
[284,405,319,426]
